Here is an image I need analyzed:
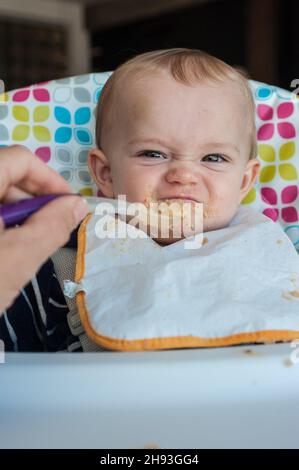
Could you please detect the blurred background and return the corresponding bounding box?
[0,0,296,91]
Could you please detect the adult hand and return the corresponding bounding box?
[0,145,88,312]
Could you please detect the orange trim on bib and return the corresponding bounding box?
[75,212,92,283]
[75,214,299,351]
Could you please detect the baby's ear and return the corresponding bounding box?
[239,157,261,203]
[88,148,114,198]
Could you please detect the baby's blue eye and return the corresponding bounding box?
[140,150,167,159]
[202,154,226,163]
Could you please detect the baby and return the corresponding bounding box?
[6,48,299,353]
[88,48,260,243]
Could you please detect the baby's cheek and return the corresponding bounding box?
[112,165,133,195]
[213,196,238,220]
[132,176,157,202]
[203,190,240,231]
[215,181,241,205]
[121,178,148,202]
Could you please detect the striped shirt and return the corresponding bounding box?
[0,230,81,352]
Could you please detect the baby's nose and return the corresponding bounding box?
[165,166,197,185]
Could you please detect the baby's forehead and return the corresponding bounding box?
[115,72,247,111]
[112,74,248,129]
[107,74,250,155]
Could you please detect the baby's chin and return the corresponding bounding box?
[152,231,197,246]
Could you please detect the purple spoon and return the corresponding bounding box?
[0,194,78,228]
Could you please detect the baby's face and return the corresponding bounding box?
[90,71,260,233]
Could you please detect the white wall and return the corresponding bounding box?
[0,0,90,76]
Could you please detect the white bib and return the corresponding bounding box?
[64,205,299,351]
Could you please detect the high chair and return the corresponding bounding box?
[0,74,298,448]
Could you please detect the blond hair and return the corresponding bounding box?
[95,48,257,159]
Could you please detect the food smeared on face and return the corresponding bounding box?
[131,195,207,244]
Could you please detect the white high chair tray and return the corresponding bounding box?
[0,344,298,449]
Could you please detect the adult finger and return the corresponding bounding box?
[0,195,88,312]
[0,145,72,199]
[0,186,32,204]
